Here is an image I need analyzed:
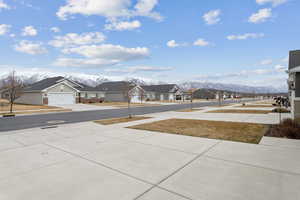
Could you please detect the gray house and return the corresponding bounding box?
[12,77,105,105]
[288,50,300,121]
[96,81,145,102]
[141,84,182,101]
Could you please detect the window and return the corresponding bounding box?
[60,85,64,92]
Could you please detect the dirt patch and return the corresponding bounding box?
[128,119,268,144]
[94,116,152,125]
[207,109,271,114]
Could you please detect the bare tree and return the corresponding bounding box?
[2,71,23,113]
[122,81,135,118]
[188,88,197,110]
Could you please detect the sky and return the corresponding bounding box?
[0,0,299,90]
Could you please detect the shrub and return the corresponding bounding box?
[265,118,300,139]
[272,108,290,113]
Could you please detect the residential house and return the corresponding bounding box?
[10,76,105,106]
[96,81,144,102]
[141,84,182,101]
[288,50,300,120]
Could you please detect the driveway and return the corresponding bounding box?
[57,103,116,111]
[0,120,299,200]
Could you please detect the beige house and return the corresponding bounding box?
[12,77,105,106]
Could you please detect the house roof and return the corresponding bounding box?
[96,81,136,92]
[23,76,65,92]
[141,84,178,93]
[23,76,98,92]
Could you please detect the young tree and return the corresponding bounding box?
[2,71,23,113]
[122,81,135,118]
[188,88,197,110]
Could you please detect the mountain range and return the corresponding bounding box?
[0,73,287,94]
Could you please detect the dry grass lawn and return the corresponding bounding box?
[94,116,152,125]
[207,109,271,114]
[0,99,9,103]
[237,104,274,108]
[1,109,72,115]
[0,103,60,112]
[92,102,160,108]
[176,108,203,112]
[253,101,274,105]
[128,119,268,144]
[210,104,235,107]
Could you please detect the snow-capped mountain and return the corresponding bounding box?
[179,82,287,94]
[0,73,287,94]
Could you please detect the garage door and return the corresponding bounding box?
[48,93,75,105]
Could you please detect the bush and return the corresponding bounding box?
[272,108,290,113]
[265,118,300,139]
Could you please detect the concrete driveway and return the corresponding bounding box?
[0,119,299,200]
[57,103,117,111]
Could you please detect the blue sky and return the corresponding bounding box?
[0,0,299,89]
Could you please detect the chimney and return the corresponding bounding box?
[289,50,300,70]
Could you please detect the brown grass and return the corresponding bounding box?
[94,116,152,125]
[176,108,203,112]
[0,99,9,103]
[0,103,59,112]
[128,119,268,144]
[237,104,274,108]
[1,109,72,115]
[92,102,160,108]
[253,101,274,105]
[207,109,271,114]
[210,104,235,107]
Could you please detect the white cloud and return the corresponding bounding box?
[57,0,162,21]
[274,64,287,72]
[0,0,10,10]
[260,59,273,65]
[105,20,141,31]
[62,44,149,61]
[14,40,48,55]
[227,33,265,40]
[53,58,119,67]
[196,65,287,80]
[248,8,272,23]
[105,65,173,73]
[167,40,179,48]
[49,32,106,48]
[193,38,210,46]
[134,0,162,20]
[50,27,61,33]
[166,40,188,48]
[0,24,11,35]
[58,44,149,68]
[22,26,38,36]
[203,9,221,25]
[256,0,287,7]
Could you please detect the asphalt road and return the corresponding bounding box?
[0,99,252,133]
